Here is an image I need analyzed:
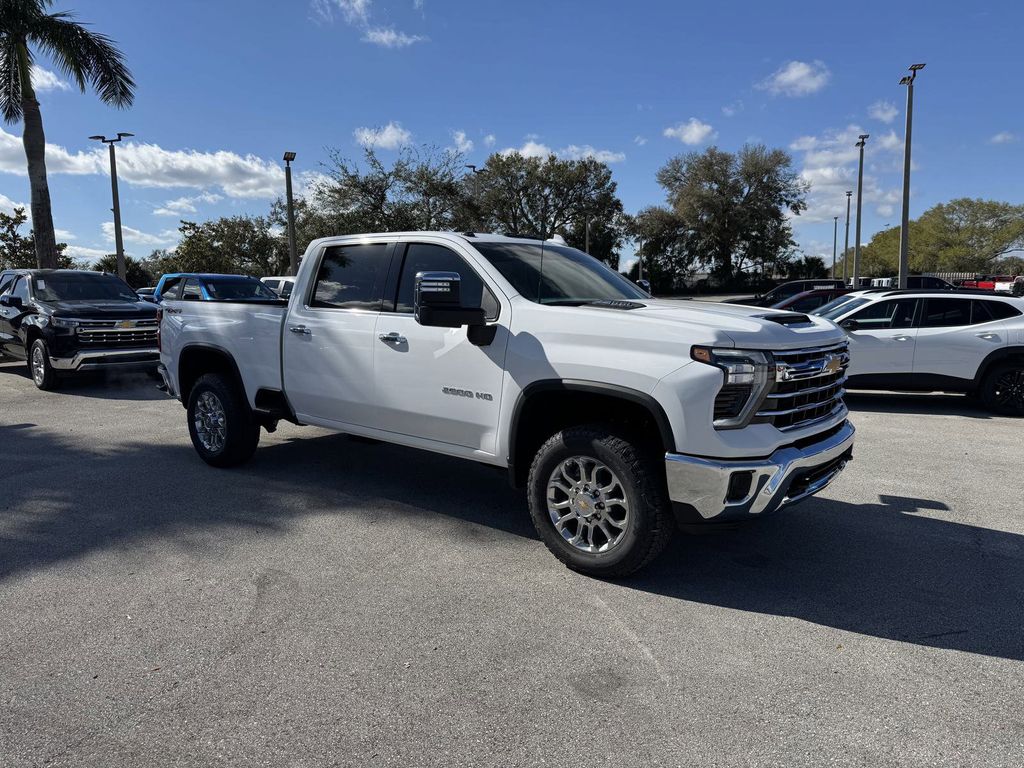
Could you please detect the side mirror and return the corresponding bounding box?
[414,271,485,328]
[840,318,859,331]
[637,279,652,294]
[0,294,23,309]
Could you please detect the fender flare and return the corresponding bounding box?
[974,345,1024,387]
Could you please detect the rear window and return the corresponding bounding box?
[974,300,1022,322]
[203,278,278,300]
[311,243,389,310]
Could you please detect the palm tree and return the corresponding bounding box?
[0,1,134,268]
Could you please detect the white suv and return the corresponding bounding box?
[814,290,1024,415]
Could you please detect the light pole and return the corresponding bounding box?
[464,164,483,231]
[897,63,925,289]
[832,216,839,279]
[283,152,298,276]
[843,191,852,284]
[89,133,133,281]
[853,135,869,287]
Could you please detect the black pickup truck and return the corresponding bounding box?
[0,269,159,390]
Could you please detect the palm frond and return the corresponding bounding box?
[30,13,134,107]
[0,37,25,122]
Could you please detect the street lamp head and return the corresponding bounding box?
[909,63,926,71]
[88,135,106,141]
[283,151,296,163]
[856,134,869,147]
[846,190,852,197]
[117,132,134,139]
[899,76,911,85]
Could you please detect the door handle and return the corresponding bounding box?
[378,332,407,344]
[975,332,999,340]
[891,335,912,342]
[289,325,311,335]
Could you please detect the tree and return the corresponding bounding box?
[474,153,625,265]
[91,253,153,288]
[173,216,285,276]
[0,206,70,269]
[625,207,699,293]
[656,144,807,282]
[0,0,134,268]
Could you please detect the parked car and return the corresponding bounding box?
[160,232,855,577]
[814,289,1024,415]
[726,279,846,307]
[261,275,296,299]
[849,276,954,290]
[0,268,159,390]
[154,273,280,303]
[771,287,857,313]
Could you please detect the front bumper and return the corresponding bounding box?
[665,420,855,522]
[50,348,160,372]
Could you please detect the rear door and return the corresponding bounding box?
[844,297,919,376]
[283,241,394,428]
[0,277,31,358]
[913,298,1008,380]
[371,240,509,454]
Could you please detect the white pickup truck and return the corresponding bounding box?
[159,232,855,577]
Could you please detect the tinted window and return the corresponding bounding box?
[263,279,279,291]
[975,300,1022,322]
[32,272,136,302]
[312,243,389,310]
[203,277,277,300]
[395,243,498,319]
[161,277,183,300]
[182,279,203,300]
[850,298,918,329]
[11,277,29,302]
[279,280,294,298]
[0,274,14,295]
[814,295,865,319]
[786,293,829,312]
[474,242,645,305]
[920,298,970,328]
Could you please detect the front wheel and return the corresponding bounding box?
[527,425,673,578]
[29,338,58,390]
[186,373,260,467]
[980,361,1024,416]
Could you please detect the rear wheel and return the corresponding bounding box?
[186,373,260,467]
[29,338,58,390]
[527,425,673,578]
[980,361,1024,416]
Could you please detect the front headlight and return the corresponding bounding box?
[691,346,772,429]
[49,317,79,330]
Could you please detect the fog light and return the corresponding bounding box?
[726,471,754,502]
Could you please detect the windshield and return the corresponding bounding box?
[32,272,138,302]
[814,295,869,320]
[473,242,647,305]
[203,277,279,300]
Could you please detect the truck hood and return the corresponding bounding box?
[43,300,159,320]
[569,299,844,350]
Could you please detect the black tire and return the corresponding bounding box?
[28,338,58,391]
[980,361,1024,417]
[186,373,260,467]
[527,425,673,578]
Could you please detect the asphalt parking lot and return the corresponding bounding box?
[1,361,1022,767]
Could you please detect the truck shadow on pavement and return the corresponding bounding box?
[1,425,1021,661]
[844,391,996,419]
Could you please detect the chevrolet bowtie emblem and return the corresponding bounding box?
[822,355,842,375]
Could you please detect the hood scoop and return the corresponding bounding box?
[587,300,647,310]
[757,312,814,327]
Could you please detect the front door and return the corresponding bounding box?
[0,277,30,358]
[283,241,395,428]
[372,241,509,455]
[844,297,919,377]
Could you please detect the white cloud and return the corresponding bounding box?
[0,192,26,214]
[868,100,899,124]
[501,140,553,159]
[0,127,103,175]
[721,100,744,117]
[102,222,178,247]
[483,134,496,148]
[450,130,473,154]
[153,192,223,217]
[312,0,372,24]
[633,135,647,146]
[54,228,76,241]
[663,118,716,145]
[64,245,109,262]
[875,131,901,151]
[354,121,413,149]
[30,65,70,93]
[560,144,626,163]
[990,131,1017,145]
[115,143,285,198]
[362,27,425,47]
[758,60,830,97]
[876,204,894,217]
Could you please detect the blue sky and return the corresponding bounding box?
[1,0,1022,271]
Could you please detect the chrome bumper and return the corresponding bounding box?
[50,349,159,372]
[665,420,855,522]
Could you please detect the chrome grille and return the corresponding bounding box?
[757,342,849,432]
[73,319,158,348]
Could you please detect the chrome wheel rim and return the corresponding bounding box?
[31,345,45,384]
[194,391,227,453]
[994,369,1024,411]
[547,456,630,554]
